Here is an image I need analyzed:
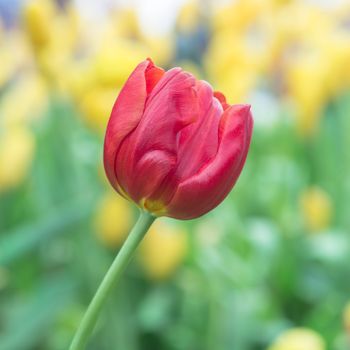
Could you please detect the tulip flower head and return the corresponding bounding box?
[104,58,253,220]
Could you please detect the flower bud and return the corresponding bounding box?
[104,58,253,219]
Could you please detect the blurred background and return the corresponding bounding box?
[0,0,350,349]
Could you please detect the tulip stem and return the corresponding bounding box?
[69,211,156,350]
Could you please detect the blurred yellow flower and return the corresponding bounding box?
[139,220,188,280]
[1,72,48,126]
[344,302,350,333]
[0,126,35,191]
[0,30,31,89]
[205,34,260,102]
[112,7,142,39]
[143,35,174,67]
[285,50,330,136]
[320,30,350,95]
[92,39,147,88]
[75,37,163,132]
[177,0,201,33]
[79,87,117,132]
[94,192,134,248]
[22,0,55,50]
[205,0,350,125]
[212,0,266,36]
[300,187,333,233]
[22,0,79,89]
[268,328,325,350]
[104,9,173,66]
[64,61,96,101]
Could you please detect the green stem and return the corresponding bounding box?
[69,211,156,350]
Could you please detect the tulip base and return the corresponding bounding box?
[69,211,156,350]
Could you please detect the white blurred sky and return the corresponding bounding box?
[74,0,189,36]
[74,0,348,37]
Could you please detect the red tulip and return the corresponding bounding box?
[104,58,253,220]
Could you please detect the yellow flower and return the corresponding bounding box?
[177,0,201,33]
[0,126,35,191]
[1,72,48,126]
[112,7,142,39]
[142,35,174,67]
[64,61,96,101]
[344,302,350,333]
[94,192,134,248]
[300,187,333,233]
[139,220,188,280]
[75,38,152,132]
[92,39,148,88]
[36,9,79,88]
[78,87,117,132]
[211,0,266,36]
[268,328,325,350]
[319,30,350,95]
[0,29,30,89]
[205,33,260,102]
[285,49,330,136]
[22,0,55,50]
[22,0,79,89]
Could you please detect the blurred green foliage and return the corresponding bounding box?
[1,1,350,350]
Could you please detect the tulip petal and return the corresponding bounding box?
[166,104,253,219]
[145,60,165,94]
[175,80,222,180]
[115,68,199,202]
[104,59,164,196]
[141,80,222,207]
[130,149,176,203]
[214,91,230,110]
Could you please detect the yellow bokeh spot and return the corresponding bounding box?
[177,0,201,33]
[344,302,350,332]
[143,35,174,67]
[22,0,55,50]
[1,72,48,126]
[139,220,188,280]
[300,187,333,233]
[0,126,35,191]
[92,39,148,88]
[112,8,142,39]
[286,50,330,136]
[94,192,134,248]
[79,87,117,132]
[268,328,325,350]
